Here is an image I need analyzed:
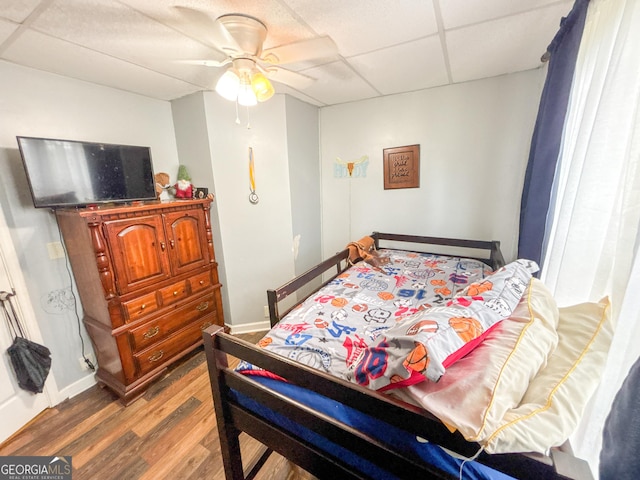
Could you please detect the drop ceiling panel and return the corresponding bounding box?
[0,18,19,45]
[299,60,379,106]
[283,0,438,57]
[120,0,316,50]
[274,84,324,107]
[440,0,572,29]
[0,0,41,23]
[28,0,222,86]
[349,36,448,95]
[0,1,574,105]
[447,5,568,83]
[3,30,201,100]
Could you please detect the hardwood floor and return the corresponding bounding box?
[0,332,314,480]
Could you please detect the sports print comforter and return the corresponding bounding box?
[237,249,493,381]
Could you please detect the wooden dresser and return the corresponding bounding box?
[56,199,224,404]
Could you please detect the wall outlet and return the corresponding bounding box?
[47,241,65,259]
[263,306,269,318]
[79,354,96,371]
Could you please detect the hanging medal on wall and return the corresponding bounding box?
[248,147,259,204]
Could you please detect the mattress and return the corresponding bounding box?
[232,375,514,479]
[233,250,509,477]
[238,248,493,380]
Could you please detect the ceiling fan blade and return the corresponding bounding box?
[261,36,338,65]
[176,59,231,68]
[263,66,316,90]
[172,6,242,55]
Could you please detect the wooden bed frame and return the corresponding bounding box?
[203,233,594,480]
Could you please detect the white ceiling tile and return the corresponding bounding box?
[299,60,379,106]
[120,0,315,50]
[440,0,573,29]
[0,18,19,45]
[283,0,438,57]
[31,1,220,62]
[0,0,42,23]
[349,36,448,95]
[447,5,569,83]
[274,85,324,107]
[3,30,202,100]
[27,0,228,88]
[0,1,578,103]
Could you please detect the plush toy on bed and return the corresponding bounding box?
[174,165,193,199]
[347,236,389,270]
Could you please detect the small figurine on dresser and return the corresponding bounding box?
[174,165,193,199]
[154,172,172,201]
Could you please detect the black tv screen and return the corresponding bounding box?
[17,136,157,208]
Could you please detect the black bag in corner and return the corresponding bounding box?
[2,291,52,394]
[8,336,52,394]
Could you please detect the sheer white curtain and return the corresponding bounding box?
[540,0,640,474]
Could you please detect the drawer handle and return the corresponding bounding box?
[200,321,212,330]
[140,304,147,310]
[143,326,159,339]
[173,290,179,296]
[195,301,209,312]
[160,242,166,251]
[149,350,164,362]
[199,280,205,285]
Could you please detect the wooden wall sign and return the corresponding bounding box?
[383,144,420,189]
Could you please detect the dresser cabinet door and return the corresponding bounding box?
[163,209,209,276]
[104,216,171,294]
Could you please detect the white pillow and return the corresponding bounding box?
[484,297,613,454]
[395,278,559,443]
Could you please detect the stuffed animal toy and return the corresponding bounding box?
[174,165,193,199]
[154,172,172,201]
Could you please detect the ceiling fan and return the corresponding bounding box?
[177,9,338,105]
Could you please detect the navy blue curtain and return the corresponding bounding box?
[517,0,590,268]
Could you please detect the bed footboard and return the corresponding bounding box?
[203,326,594,480]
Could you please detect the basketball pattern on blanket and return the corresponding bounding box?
[237,250,494,381]
[349,259,539,390]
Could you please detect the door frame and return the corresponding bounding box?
[0,205,60,444]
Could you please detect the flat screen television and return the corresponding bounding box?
[17,136,157,209]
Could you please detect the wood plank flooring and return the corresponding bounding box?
[0,332,315,480]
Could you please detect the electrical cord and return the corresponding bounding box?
[54,212,96,372]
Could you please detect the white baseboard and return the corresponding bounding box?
[52,322,270,404]
[226,320,271,335]
[57,372,97,402]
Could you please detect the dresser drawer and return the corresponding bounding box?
[189,271,212,294]
[122,292,159,322]
[158,279,188,306]
[129,293,216,351]
[134,313,215,376]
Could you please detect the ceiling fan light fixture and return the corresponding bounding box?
[215,69,240,101]
[251,71,275,102]
[237,74,257,106]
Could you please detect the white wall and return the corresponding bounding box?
[203,93,297,328]
[0,60,180,397]
[320,69,546,262]
[171,93,322,331]
[285,97,322,282]
[170,92,231,325]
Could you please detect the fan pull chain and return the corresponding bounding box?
[235,99,241,125]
